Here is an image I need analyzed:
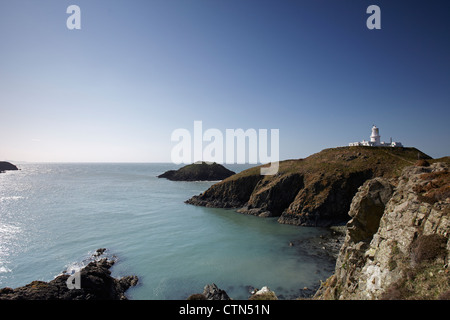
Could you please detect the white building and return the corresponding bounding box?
[349,125,403,147]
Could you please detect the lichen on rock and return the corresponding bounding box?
[315,162,450,300]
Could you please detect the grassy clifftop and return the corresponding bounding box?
[186,147,437,226]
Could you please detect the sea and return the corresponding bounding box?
[0,163,335,300]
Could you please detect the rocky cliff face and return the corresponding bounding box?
[187,147,432,227]
[315,162,450,300]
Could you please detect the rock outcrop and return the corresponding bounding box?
[187,283,231,300]
[248,286,278,300]
[0,249,138,300]
[187,147,432,226]
[315,162,450,300]
[0,161,18,173]
[158,162,235,181]
[202,283,231,300]
[187,284,279,300]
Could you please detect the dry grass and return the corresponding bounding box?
[413,170,450,204]
[382,233,449,300]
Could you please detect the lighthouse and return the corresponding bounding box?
[349,125,403,147]
[370,125,381,146]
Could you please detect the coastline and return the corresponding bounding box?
[0,249,138,300]
[187,225,347,300]
[0,222,344,300]
[1,159,448,301]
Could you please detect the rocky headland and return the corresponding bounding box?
[186,159,449,300]
[0,249,138,300]
[184,147,450,300]
[0,161,18,173]
[186,147,434,227]
[158,162,235,181]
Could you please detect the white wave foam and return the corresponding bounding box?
[0,196,24,203]
[0,266,12,273]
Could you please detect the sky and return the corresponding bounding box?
[0,0,449,162]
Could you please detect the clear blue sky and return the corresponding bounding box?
[1,0,449,162]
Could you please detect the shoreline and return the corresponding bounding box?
[185,224,347,301]
[0,249,138,300]
[0,225,345,301]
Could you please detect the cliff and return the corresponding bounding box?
[0,161,18,173]
[158,162,235,181]
[314,161,450,300]
[186,147,432,226]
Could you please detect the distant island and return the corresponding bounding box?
[158,162,235,181]
[0,161,18,173]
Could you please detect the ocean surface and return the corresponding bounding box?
[0,163,335,300]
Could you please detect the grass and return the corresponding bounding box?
[382,233,449,300]
[200,146,437,222]
[224,146,432,183]
[411,234,447,266]
[382,263,450,300]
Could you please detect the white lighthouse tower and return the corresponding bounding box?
[370,125,381,146]
[349,125,403,147]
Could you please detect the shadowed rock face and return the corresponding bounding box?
[0,250,138,300]
[346,178,394,243]
[187,147,434,227]
[158,162,235,181]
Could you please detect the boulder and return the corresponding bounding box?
[202,283,230,300]
[249,286,278,300]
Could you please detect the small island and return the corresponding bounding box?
[158,162,235,181]
[0,161,18,173]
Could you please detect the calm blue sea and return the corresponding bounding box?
[0,163,334,300]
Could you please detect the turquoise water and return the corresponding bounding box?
[0,163,334,300]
